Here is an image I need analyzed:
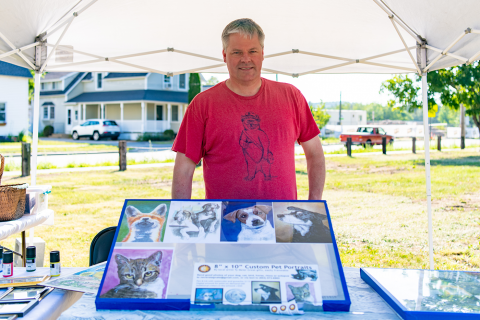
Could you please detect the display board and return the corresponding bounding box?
[96,200,350,312]
[361,268,480,319]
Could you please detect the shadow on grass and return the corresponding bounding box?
[417,155,480,167]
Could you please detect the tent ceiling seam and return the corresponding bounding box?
[423,29,470,72]
[40,18,74,72]
[0,42,39,60]
[389,17,422,75]
[0,30,36,69]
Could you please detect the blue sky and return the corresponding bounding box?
[202,72,397,105]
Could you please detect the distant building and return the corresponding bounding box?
[326,110,367,126]
[0,61,31,139]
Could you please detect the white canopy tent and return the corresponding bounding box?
[2,0,480,270]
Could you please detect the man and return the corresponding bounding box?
[172,18,325,200]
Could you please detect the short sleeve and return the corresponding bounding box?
[295,89,321,143]
[171,100,205,164]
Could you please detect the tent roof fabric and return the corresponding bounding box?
[0,61,32,78]
[1,0,480,76]
[66,89,188,103]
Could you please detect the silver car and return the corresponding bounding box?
[71,119,121,141]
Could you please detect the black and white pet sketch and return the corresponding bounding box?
[164,201,221,243]
[252,283,281,304]
[276,206,332,243]
[291,269,318,281]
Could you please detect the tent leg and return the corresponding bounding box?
[422,74,434,270]
[31,72,41,186]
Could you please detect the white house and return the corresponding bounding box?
[0,61,31,139]
[39,72,190,140]
[326,109,367,126]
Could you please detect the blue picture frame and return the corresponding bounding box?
[361,267,480,319]
[95,199,351,312]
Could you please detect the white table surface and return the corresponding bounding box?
[57,267,401,320]
[0,210,53,241]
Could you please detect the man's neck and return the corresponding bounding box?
[225,78,262,97]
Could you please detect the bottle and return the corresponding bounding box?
[0,246,3,274]
[50,251,61,277]
[3,251,13,277]
[26,246,36,272]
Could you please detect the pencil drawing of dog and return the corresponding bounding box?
[172,203,220,240]
[276,206,332,243]
[122,204,166,242]
[223,205,274,242]
[254,284,281,303]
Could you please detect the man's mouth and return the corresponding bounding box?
[239,67,254,70]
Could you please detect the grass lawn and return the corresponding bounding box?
[2,150,479,270]
[0,140,118,154]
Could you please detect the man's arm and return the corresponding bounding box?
[300,136,326,200]
[172,152,196,199]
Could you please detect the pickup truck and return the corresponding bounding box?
[340,126,394,147]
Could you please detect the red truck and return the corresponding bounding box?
[340,126,394,147]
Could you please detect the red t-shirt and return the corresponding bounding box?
[172,78,320,200]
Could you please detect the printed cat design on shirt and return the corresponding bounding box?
[239,112,274,181]
[100,251,165,299]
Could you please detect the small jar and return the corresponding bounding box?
[26,246,36,272]
[50,251,61,277]
[2,251,13,278]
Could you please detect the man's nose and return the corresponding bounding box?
[240,52,251,63]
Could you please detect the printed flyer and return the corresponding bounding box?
[42,262,106,294]
[191,263,322,306]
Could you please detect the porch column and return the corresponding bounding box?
[120,102,124,122]
[101,103,105,119]
[83,104,86,121]
[141,102,145,133]
[179,105,183,122]
[167,103,172,129]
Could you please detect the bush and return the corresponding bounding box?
[43,125,54,137]
[163,129,175,140]
[136,131,176,142]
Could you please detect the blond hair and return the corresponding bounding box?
[221,18,265,50]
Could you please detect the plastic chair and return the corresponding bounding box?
[89,226,117,266]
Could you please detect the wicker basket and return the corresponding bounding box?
[0,155,28,222]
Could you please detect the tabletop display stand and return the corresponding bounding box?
[361,267,480,319]
[95,199,351,312]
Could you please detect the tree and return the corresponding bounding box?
[188,73,201,104]
[310,102,331,130]
[206,76,219,85]
[380,62,480,133]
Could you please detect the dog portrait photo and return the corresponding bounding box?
[286,282,319,305]
[99,247,173,299]
[220,201,275,243]
[194,288,223,303]
[163,201,222,243]
[273,202,332,243]
[251,282,281,304]
[116,200,170,243]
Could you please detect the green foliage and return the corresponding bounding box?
[309,102,330,130]
[136,131,174,142]
[28,71,45,104]
[206,76,219,85]
[331,102,420,122]
[43,125,54,137]
[17,130,32,143]
[188,73,201,104]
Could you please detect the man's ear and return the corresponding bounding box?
[255,205,272,215]
[223,210,238,223]
[222,49,227,63]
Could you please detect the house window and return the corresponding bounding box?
[164,76,171,83]
[97,73,102,89]
[67,109,72,125]
[0,103,5,123]
[156,105,163,120]
[179,74,186,89]
[52,82,56,90]
[43,107,49,119]
[359,115,362,121]
[50,106,55,119]
[41,83,45,90]
[75,110,78,120]
[172,105,179,121]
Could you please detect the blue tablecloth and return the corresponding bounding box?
[57,267,401,319]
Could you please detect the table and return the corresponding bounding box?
[57,267,401,320]
[0,210,53,266]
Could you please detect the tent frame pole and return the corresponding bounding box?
[420,44,434,270]
[31,72,41,187]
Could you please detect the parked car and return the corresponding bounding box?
[340,126,394,147]
[71,119,121,141]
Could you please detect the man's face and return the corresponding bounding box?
[223,33,264,84]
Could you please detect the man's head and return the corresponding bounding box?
[222,19,265,84]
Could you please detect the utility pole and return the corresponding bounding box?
[372,111,375,122]
[338,92,342,134]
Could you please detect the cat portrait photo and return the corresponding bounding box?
[286,282,319,306]
[273,202,332,244]
[116,201,170,243]
[251,282,281,304]
[99,248,173,299]
[163,201,222,243]
[194,288,223,303]
[220,201,275,243]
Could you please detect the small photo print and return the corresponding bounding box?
[220,201,275,243]
[99,248,173,299]
[286,282,319,305]
[195,288,223,303]
[224,288,247,304]
[251,281,281,304]
[273,202,332,243]
[290,269,318,281]
[116,200,170,243]
[163,201,222,243]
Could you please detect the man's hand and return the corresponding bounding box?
[172,152,196,199]
[300,136,326,200]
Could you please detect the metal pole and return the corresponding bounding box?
[382,136,387,154]
[422,71,434,270]
[412,137,416,154]
[346,137,352,157]
[31,72,41,186]
[460,103,466,149]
